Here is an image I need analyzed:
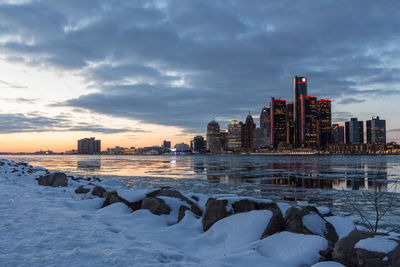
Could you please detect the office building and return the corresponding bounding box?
[332,124,345,144]
[366,116,386,145]
[227,120,242,151]
[293,76,307,145]
[77,137,101,154]
[206,120,223,153]
[260,107,270,130]
[270,97,287,147]
[162,140,171,148]
[286,102,294,144]
[301,96,318,147]
[317,99,332,147]
[174,143,191,152]
[241,114,256,150]
[192,136,206,152]
[345,118,364,144]
[253,127,269,149]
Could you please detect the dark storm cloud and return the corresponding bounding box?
[1,0,400,132]
[0,113,146,134]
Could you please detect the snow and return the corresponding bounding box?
[311,262,345,267]
[355,236,399,253]
[325,216,355,239]
[277,202,290,215]
[257,231,328,266]
[303,212,328,236]
[317,206,331,215]
[1,158,387,266]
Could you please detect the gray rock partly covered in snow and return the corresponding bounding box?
[38,172,68,187]
[141,197,171,215]
[333,229,400,267]
[75,185,90,194]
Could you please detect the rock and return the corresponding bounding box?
[232,199,255,213]
[332,229,386,266]
[75,185,90,194]
[38,172,68,187]
[202,198,229,231]
[102,191,129,208]
[261,209,286,238]
[147,188,202,217]
[141,197,171,215]
[191,195,199,201]
[92,186,107,198]
[178,206,191,222]
[285,206,338,243]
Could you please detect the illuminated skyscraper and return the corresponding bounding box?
[317,99,332,147]
[260,107,270,129]
[301,96,318,147]
[206,120,223,152]
[270,97,287,147]
[286,102,294,144]
[293,76,307,145]
[345,118,364,144]
[227,120,242,150]
[366,116,386,145]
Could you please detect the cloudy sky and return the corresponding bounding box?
[1,0,400,152]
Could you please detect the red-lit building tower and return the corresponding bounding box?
[293,76,307,146]
[286,102,294,144]
[300,96,318,147]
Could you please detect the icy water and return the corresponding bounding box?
[2,154,400,230]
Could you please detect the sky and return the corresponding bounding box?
[0,0,400,152]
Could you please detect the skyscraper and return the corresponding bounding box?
[260,107,270,129]
[345,118,364,144]
[77,137,101,154]
[293,76,307,145]
[286,102,294,144]
[206,120,223,153]
[192,136,206,152]
[366,116,386,145]
[270,97,287,147]
[317,99,332,147]
[227,120,242,150]
[301,96,318,147]
[332,124,345,144]
[241,114,256,150]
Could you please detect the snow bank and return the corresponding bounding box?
[257,231,328,266]
[325,216,355,239]
[355,236,399,253]
[311,261,345,267]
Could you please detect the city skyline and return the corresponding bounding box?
[1,0,400,152]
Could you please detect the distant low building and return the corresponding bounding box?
[162,140,171,148]
[77,137,101,154]
[174,143,191,152]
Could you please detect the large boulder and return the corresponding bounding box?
[75,185,90,194]
[141,197,171,215]
[333,229,400,267]
[147,187,202,217]
[202,198,229,231]
[285,206,338,243]
[92,186,107,198]
[38,172,68,187]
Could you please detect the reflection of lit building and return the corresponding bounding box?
[241,114,256,151]
[366,116,386,145]
[270,97,287,147]
[77,137,101,154]
[227,120,242,151]
[332,124,345,144]
[301,96,318,147]
[77,158,101,171]
[318,99,332,147]
[345,118,364,144]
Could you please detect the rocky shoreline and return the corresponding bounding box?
[2,159,400,266]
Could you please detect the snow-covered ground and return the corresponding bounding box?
[0,159,393,266]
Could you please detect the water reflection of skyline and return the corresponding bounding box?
[77,158,101,171]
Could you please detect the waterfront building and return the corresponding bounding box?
[253,127,269,149]
[227,120,242,151]
[270,97,287,147]
[77,137,101,154]
[332,124,345,144]
[345,118,364,144]
[301,96,318,147]
[206,120,223,153]
[192,136,206,152]
[162,140,171,148]
[366,116,386,145]
[317,99,332,147]
[286,102,294,144]
[293,76,308,145]
[241,114,256,151]
[174,143,191,152]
